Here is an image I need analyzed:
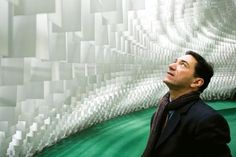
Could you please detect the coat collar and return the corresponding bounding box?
[165,91,200,112]
[155,91,201,148]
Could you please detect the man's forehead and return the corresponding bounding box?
[177,54,197,64]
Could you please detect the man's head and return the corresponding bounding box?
[163,50,214,93]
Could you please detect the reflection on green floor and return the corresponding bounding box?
[34,101,236,157]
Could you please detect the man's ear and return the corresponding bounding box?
[191,78,204,88]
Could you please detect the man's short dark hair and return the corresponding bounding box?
[185,50,214,93]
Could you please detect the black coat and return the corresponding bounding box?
[143,95,232,157]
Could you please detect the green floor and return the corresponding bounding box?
[34,101,236,157]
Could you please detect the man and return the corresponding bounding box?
[142,51,232,157]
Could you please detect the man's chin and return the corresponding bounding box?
[163,80,174,88]
[163,79,170,84]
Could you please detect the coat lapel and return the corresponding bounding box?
[154,99,198,149]
[142,92,200,157]
[155,112,180,148]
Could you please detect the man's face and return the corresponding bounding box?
[163,54,197,90]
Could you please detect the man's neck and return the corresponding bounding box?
[169,89,196,100]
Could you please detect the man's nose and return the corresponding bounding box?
[169,62,176,70]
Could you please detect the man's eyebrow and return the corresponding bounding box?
[178,59,190,66]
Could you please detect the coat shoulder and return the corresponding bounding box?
[187,99,220,119]
[184,100,230,137]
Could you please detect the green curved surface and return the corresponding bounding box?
[34,101,236,157]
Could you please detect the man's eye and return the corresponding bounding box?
[180,62,187,67]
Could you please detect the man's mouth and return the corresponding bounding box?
[167,72,174,76]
